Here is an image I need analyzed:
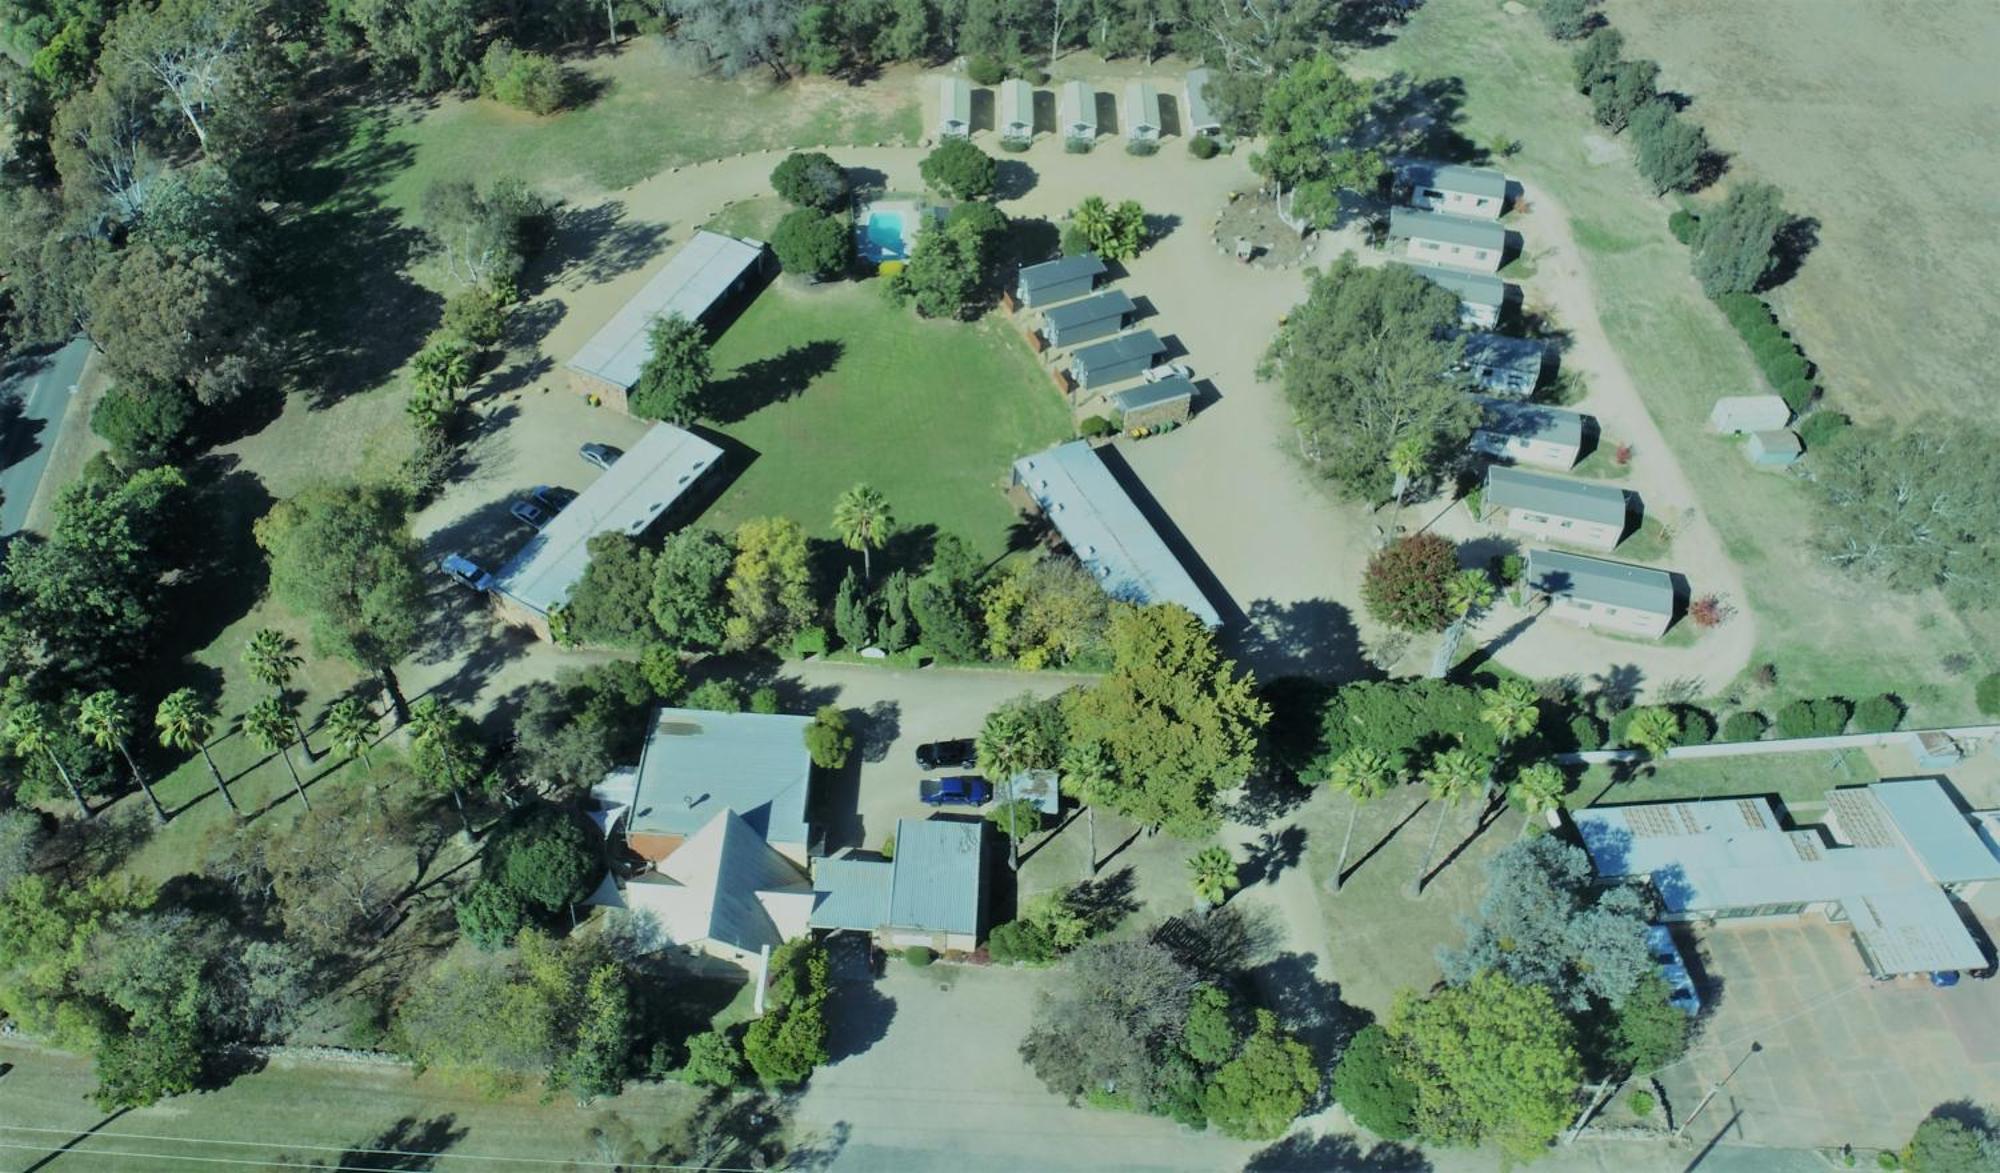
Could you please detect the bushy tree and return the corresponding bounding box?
[1853,694,1904,733]
[87,240,270,408]
[1019,936,1199,1110]
[1587,58,1657,132]
[1361,533,1463,632]
[889,216,984,319]
[918,138,996,200]
[1571,28,1624,93]
[1606,971,1690,1073]
[1629,100,1708,195]
[681,1028,744,1088]
[769,151,848,210]
[832,567,871,649]
[908,575,982,661]
[1333,1024,1417,1140]
[628,312,711,423]
[89,382,198,467]
[1693,181,1787,296]
[651,527,735,650]
[1538,0,1597,40]
[1250,54,1381,229]
[771,207,852,281]
[980,555,1111,669]
[556,535,659,648]
[1202,1010,1319,1140]
[419,176,554,292]
[1812,427,2000,606]
[724,517,816,649]
[480,41,570,114]
[1903,1111,2000,1173]
[487,806,598,912]
[1068,196,1147,261]
[802,705,853,769]
[742,939,830,1086]
[455,878,526,951]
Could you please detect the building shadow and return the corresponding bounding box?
[1091,441,1240,626]
[1230,597,1367,683]
[544,200,669,291]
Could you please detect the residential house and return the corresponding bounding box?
[999,78,1034,141]
[566,230,772,411]
[1039,289,1134,349]
[1403,161,1508,219]
[1184,68,1221,137]
[1016,253,1105,308]
[1389,207,1506,273]
[1108,376,1194,430]
[1401,262,1506,328]
[1460,332,1547,397]
[1470,396,1586,470]
[1708,394,1791,434]
[1523,548,1676,639]
[938,76,971,138]
[1746,429,1803,467]
[1059,80,1097,143]
[1066,329,1162,390]
[812,818,989,952]
[1124,81,1161,142]
[1482,465,1628,551]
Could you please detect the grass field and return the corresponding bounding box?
[700,280,1073,558]
[1602,0,2000,425]
[1356,1,1990,723]
[1570,749,1878,814]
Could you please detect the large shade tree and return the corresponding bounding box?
[1250,54,1382,230]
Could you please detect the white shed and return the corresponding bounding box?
[999,78,1034,140]
[1124,81,1160,142]
[1708,394,1791,435]
[938,76,971,139]
[1060,80,1096,142]
[1184,68,1221,136]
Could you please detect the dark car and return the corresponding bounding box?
[530,485,575,512]
[580,443,621,471]
[919,776,992,807]
[509,500,549,530]
[915,739,977,771]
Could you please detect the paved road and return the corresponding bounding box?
[0,337,89,535]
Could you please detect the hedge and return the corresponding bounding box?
[1852,694,1903,734]
[1714,292,1818,412]
[1720,711,1766,742]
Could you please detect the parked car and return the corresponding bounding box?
[919,776,992,807]
[510,500,549,530]
[580,443,621,470]
[439,554,493,591]
[1930,970,1962,989]
[915,739,977,771]
[530,485,575,512]
[1142,361,1193,384]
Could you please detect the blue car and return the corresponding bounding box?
[920,776,992,807]
[1647,924,1701,1014]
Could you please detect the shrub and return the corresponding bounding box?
[1361,533,1463,632]
[1778,377,1818,413]
[1675,706,1715,746]
[1025,67,1050,86]
[1491,553,1525,585]
[1721,711,1766,742]
[918,138,997,200]
[1064,138,1093,154]
[1125,139,1159,157]
[683,679,743,712]
[1811,696,1853,737]
[1853,694,1903,734]
[1751,662,1779,688]
[904,945,935,967]
[1774,699,1816,739]
[1627,1089,1655,1117]
[967,55,1004,86]
[769,151,848,211]
[771,207,853,281]
[1688,595,1727,629]
[1668,209,1700,245]
[480,42,570,115]
[987,918,1056,965]
[879,831,896,860]
[93,384,196,467]
[791,627,829,658]
[1568,713,1605,751]
[803,705,854,769]
[1798,410,1850,450]
[749,686,782,715]
[1979,673,2000,716]
[1189,135,1219,160]
[681,1029,744,1088]
[1059,220,1091,256]
[1079,415,1117,438]
[1331,1024,1416,1141]
[442,288,505,347]
[1538,0,1597,40]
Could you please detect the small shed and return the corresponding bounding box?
[1524,548,1676,640]
[1403,161,1508,220]
[1402,262,1506,328]
[1470,397,1586,470]
[1124,81,1161,142]
[999,78,1034,141]
[1008,770,1062,817]
[1017,253,1106,308]
[1746,429,1803,467]
[1040,289,1135,349]
[1108,376,1195,430]
[1184,68,1221,137]
[1389,207,1506,273]
[1068,329,1162,390]
[1461,332,1547,398]
[938,77,971,139]
[1709,394,1791,434]
[1483,465,1628,552]
[1059,80,1097,142]
[1914,731,1964,770]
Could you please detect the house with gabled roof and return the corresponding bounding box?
[1470,397,1585,470]
[1524,548,1676,639]
[1482,465,1629,551]
[1460,332,1547,398]
[1016,253,1105,308]
[1403,161,1508,219]
[1401,262,1506,328]
[1390,207,1506,273]
[811,818,989,952]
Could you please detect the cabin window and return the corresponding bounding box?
[1524,512,1549,524]
[1422,188,1443,200]
[1421,241,1439,251]
[1559,520,1573,529]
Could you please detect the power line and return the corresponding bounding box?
[0,1128,762,1172]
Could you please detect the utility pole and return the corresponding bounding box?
[1676,1041,1762,1141]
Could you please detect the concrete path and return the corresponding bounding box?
[0,337,89,535]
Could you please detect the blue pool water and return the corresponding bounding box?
[859,212,908,262]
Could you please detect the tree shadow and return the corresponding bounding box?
[0,390,46,474]
[1332,0,1427,48]
[1151,903,1284,978]
[1005,215,1061,269]
[1069,865,1141,934]
[703,339,843,423]
[853,699,901,764]
[1231,597,1369,683]
[1691,147,1732,193]
[822,978,897,1063]
[333,1115,469,1170]
[1247,950,1373,1089]
[994,159,1038,200]
[1365,73,1481,162]
[1340,791,1428,888]
[542,200,668,292]
[1247,1132,1432,1172]
[1761,214,1820,291]
[1239,824,1308,887]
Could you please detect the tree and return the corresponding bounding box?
[770,207,852,281]
[1019,936,1199,1111]
[1412,748,1486,893]
[1629,100,1708,195]
[628,313,711,424]
[918,138,996,200]
[650,527,735,650]
[975,692,1066,783]
[681,1029,744,1088]
[154,689,236,816]
[1811,426,2000,606]
[874,570,913,652]
[1903,1111,2000,1173]
[1478,681,1540,752]
[1571,28,1625,93]
[1431,570,1497,678]
[418,177,553,292]
[1623,706,1680,756]
[409,696,483,824]
[1538,0,1597,39]
[1201,1010,1319,1140]
[1265,255,1474,498]
[832,567,871,650]
[6,702,90,818]
[742,940,831,1086]
[1387,433,1429,507]
[94,0,260,152]
[1326,746,1400,893]
[981,555,1111,668]
[1250,54,1381,230]
[1693,181,1788,297]
[89,383,197,467]
[1853,693,1904,734]
[660,0,797,79]
[254,484,427,724]
[1181,984,1240,1067]
[77,690,165,822]
[831,483,892,581]
[889,218,984,319]
[557,535,660,648]
[86,239,270,408]
[724,517,816,649]
[803,705,853,770]
[1508,762,1567,838]
[324,697,378,766]
[480,41,571,115]
[1362,533,1463,632]
[1587,59,1657,133]
[489,806,598,912]
[1186,845,1239,913]
[908,575,981,662]
[1333,1024,1417,1140]
[1063,604,1268,837]
[1068,196,1147,261]
[769,151,848,210]
[1608,971,1691,1073]
[244,695,310,810]
[1387,971,1583,1160]
[243,628,313,761]
[337,0,481,92]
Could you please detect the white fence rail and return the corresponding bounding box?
[1554,725,2000,767]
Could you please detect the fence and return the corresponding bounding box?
[1555,725,2000,767]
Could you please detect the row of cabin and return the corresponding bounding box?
[1017,253,1194,428]
[937,72,1223,145]
[1387,161,1509,273]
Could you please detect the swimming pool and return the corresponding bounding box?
[858,211,909,262]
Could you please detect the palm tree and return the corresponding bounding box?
[1412,747,1487,894]
[244,628,316,762]
[1388,434,1428,507]
[1060,739,1116,878]
[1478,679,1541,810]
[155,689,238,817]
[5,702,89,819]
[1187,845,1240,914]
[1626,706,1681,758]
[1428,570,1499,679]
[409,697,477,831]
[1509,762,1567,839]
[325,697,379,766]
[245,696,311,810]
[832,483,893,581]
[1072,195,1114,254]
[1326,746,1400,893]
[76,690,166,823]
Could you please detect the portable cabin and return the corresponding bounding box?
[1124,81,1161,142]
[1016,253,1106,308]
[1067,330,1162,390]
[999,78,1034,141]
[1039,289,1135,349]
[1184,68,1221,137]
[938,77,971,138]
[1059,81,1097,143]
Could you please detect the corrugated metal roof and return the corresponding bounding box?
[1042,289,1134,332]
[1060,81,1096,134]
[1463,332,1546,378]
[1185,68,1218,131]
[1871,778,2000,883]
[1069,329,1161,375]
[1124,81,1160,131]
[1485,466,1627,527]
[1019,253,1105,294]
[1845,887,1987,975]
[628,709,813,846]
[1013,441,1221,627]
[810,856,893,931]
[887,818,984,935]
[1525,548,1673,614]
[1404,161,1509,199]
[1402,262,1506,308]
[1108,377,1194,415]
[492,424,723,617]
[1477,397,1584,449]
[940,76,971,127]
[566,231,764,391]
[1390,207,1506,250]
[999,78,1033,133]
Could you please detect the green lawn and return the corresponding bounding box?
[1571,749,1877,813]
[699,281,1073,559]
[1358,1,1985,722]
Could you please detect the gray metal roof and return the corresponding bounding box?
[1124,81,1160,131]
[628,709,814,846]
[999,78,1033,133]
[1484,465,1626,527]
[1060,80,1096,134]
[566,231,764,391]
[493,424,723,617]
[810,855,892,931]
[1013,441,1221,627]
[1463,332,1547,378]
[1870,778,2000,884]
[1108,377,1194,414]
[1402,262,1506,309]
[1185,68,1218,131]
[1069,329,1162,375]
[940,76,971,128]
[1390,207,1506,251]
[1042,289,1134,332]
[1476,397,1584,449]
[887,818,984,935]
[1404,161,1508,200]
[1525,548,1673,614]
[1019,253,1105,294]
